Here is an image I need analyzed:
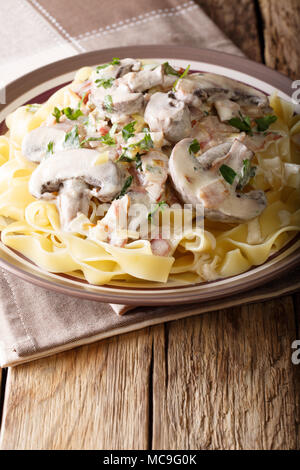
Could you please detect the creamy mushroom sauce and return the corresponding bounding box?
[23,58,283,251]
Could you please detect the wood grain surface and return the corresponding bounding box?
[259,0,300,79]
[153,300,299,450]
[196,0,262,62]
[1,0,300,450]
[1,329,154,450]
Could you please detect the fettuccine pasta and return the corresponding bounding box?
[0,58,299,286]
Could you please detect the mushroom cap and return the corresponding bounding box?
[29,148,124,202]
[169,137,267,223]
[176,72,269,106]
[144,92,191,143]
[91,83,144,116]
[94,58,141,80]
[122,65,164,93]
[22,126,66,163]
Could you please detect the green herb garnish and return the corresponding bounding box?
[117,152,133,163]
[117,150,143,171]
[219,164,237,185]
[96,57,121,71]
[255,114,277,132]
[189,138,200,155]
[64,125,81,149]
[52,106,62,123]
[80,133,116,147]
[237,159,256,189]
[115,176,133,199]
[95,78,114,89]
[173,64,191,90]
[162,62,180,77]
[148,201,167,220]
[122,121,136,142]
[229,113,252,134]
[103,95,113,113]
[52,97,84,122]
[135,153,143,171]
[130,132,153,151]
[100,133,116,146]
[62,106,83,121]
[46,141,54,157]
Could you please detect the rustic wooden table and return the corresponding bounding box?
[0,0,299,450]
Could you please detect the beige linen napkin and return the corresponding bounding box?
[0,0,298,366]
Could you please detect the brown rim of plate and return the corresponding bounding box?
[0,45,299,305]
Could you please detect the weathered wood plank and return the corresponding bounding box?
[259,0,300,79]
[152,297,298,449]
[195,0,262,62]
[0,329,154,450]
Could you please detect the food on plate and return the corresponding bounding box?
[0,57,299,285]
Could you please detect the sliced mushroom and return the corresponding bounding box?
[214,99,241,121]
[169,137,267,223]
[174,77,203,108]
[121,65,164,93]
[22,127,66,163]
[58,179,91,229]
[95,58,141,80]
[91,82,144,116]
[144,92,191,143]
[191,116,283,154]
[174,72,272,121]
[29,148,125,230]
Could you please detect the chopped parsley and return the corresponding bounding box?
[237,159,256,189]
[117,150,133,163]
[46,141,54,157]
[95,78,114,89]
[115,176,133,199]
[117,132,153,169]
[219,164,237,185]
[103,95,113,113]
[173,64,191,90]
[255,114,277,132]
[130,132,153,151]
[122,121,136,142]
[80,133,116,147]
[64,125,81,149]
[229,113,252,134]
[180,64,190,80]
[229,113,278,135]
[62,106,83,120]
[52,106,62,123]
[189,138,200,155]
[52,96,84,123]
[117,150,143,171]
[135,153,143,171]
[162,62,180,76]
[148,201,167,220]
[96,57,120,71]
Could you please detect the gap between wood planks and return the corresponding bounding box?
[0,369,7,430]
